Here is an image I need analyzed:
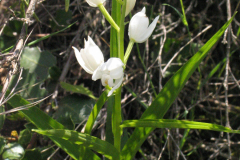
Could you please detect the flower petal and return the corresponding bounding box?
[137,15,159,43]
[128,7,159,43]
[105,58,124,71]
[73,36,104,74]
[109,67,123,79]
[84,43,104,70]
[86,0,106,7]
[125,0,136,17]
[107,75,123,97]
[92,65,103,81]
[72,46,94,74]
[128,7,149,41]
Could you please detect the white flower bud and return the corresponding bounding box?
[125,0,136,17]
[86,0,106,7]
[128,7,159,43]
[72,36,104,74]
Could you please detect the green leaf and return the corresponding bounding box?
[0,35,16,51]
[9,69,47,101]
[18,129,32,147]
[1,87,84,160]
[9,47,56,100]
[65,0,70,12]
[0,137,6,155]
[79,90,109,160]
[20,47,56,79]
[60,82,97,100]
[120,119,240,134]
[50,9,72,30]
[39,146,54,160]
[2,143,24,160]
[121,12,237,160]
[49,66,61,81]
[56,115,75,130]
[54,95,95,124]
[33,129,120,160]
[0,105,5,130]
[21,149,42,160]
[6,94,64,130]
[84,90,109,134]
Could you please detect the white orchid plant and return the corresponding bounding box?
[32,0,238,159]
[73,2,159,96]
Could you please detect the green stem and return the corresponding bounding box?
[98,4,120,32]
[124,40,135,64]
[113,0,126,154]
[118,0,126,61]
[116,0,124,4]
[113,87,122,153]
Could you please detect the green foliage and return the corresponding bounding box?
[65,0,70,12]
[4,90,83,160]
[49,66,61,81]
[2,22,76,53]
[55,115,75,130]
[21,149,42,160]
[120,12,237,160]
[20,47,56,78]
[120,119,240,133]
[0,137,6,155]
[0,106,5,130]
[60,82,97,100]
[1,0,239,159]
[50,9,72,30]
[18,129,32,147]
[2,143,24,160]
[33,129,120,160]
[9,47,56,100]
[54,95,95,124]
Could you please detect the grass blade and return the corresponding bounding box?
[120,119,240,134]
[2,88,98,160]
[33,129,120,160]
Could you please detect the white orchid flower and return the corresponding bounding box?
[86,0,106,7]
[125,0,136,17]
[92,58,124,96]
[72,36,104,74]
[128,7,159,43]
[73,38,124,96]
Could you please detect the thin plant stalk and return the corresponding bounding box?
[124,40,135,64]
[98,4,120,32]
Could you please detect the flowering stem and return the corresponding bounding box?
[118,0,126,62]
[113,87,122,153]
[113,0,126,154]
[124,40,135,64]
[98,4,120,32]
[116,0,124,5]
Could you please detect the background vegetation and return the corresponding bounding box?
[0,0,240,159]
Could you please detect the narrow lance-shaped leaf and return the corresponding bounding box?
[120,119,240,134]
[60,82,97,100]
[0,86,99,160]
[33,129,120,160]
[121,12,237,160]
[85,90,109,134]
[65,0,69,12]
[79,90,109,160]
